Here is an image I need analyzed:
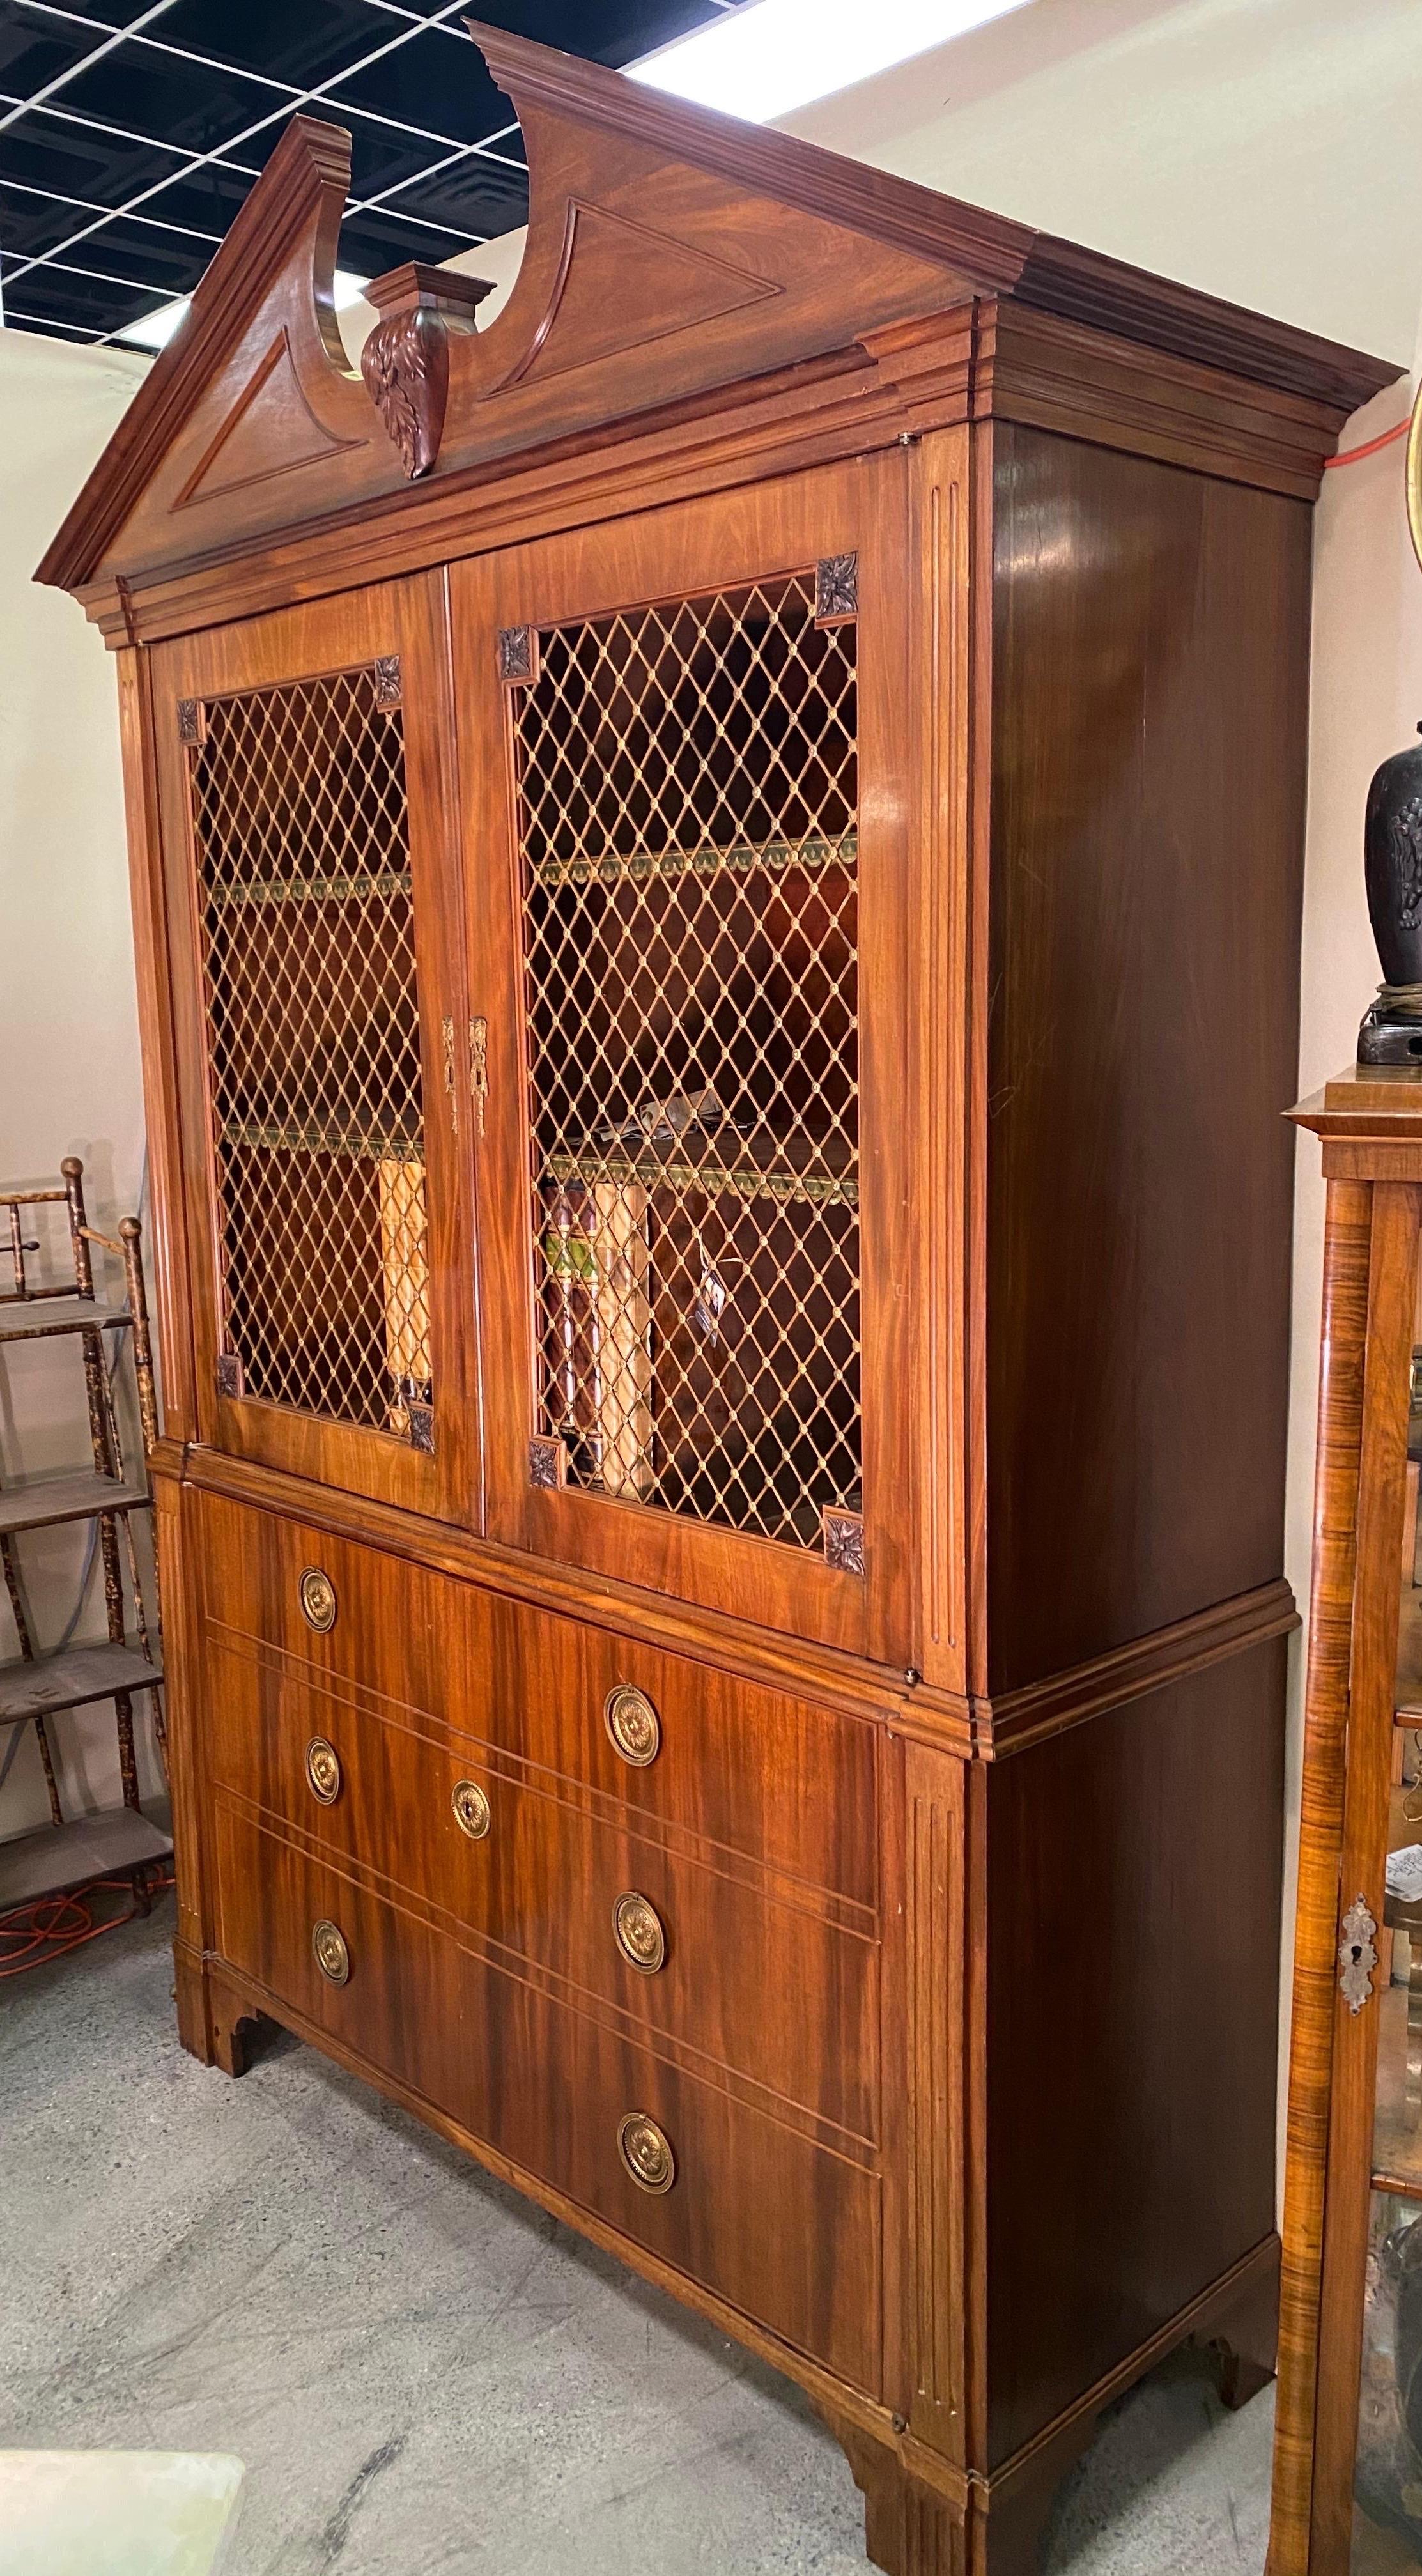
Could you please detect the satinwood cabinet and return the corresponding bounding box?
[42,29,1398,2572]
[1271,1070,1422,2576]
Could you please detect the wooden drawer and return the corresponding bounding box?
[211,1798,880,2391]
[203,1637,878,2145]
[193,1487,879,1913]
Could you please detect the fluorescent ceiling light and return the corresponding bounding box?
[631,0,1035,122]
[118,267,369,353]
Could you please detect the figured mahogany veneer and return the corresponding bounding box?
[43,28,1402,2575]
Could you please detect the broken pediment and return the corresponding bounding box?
[38,21,1401,610]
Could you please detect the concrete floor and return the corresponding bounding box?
[0,1902,1274,2575]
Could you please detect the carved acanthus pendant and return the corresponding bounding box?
[362,308,451,481]
[360,261,495,482]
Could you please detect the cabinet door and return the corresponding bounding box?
[151,578,477,1520]
[453,461,919,1658]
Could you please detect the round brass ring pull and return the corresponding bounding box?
[613,1890,666,1975]
[617,2110,676,2195]
[311,1918,350,1985]
[299,1566,337,1633]
[305,1737,342,1805]
[451,1778,491,1840]
[605,1683,660,1768]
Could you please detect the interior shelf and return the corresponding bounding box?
[206,870,413,908]
[530,830,858,890]
[220,1119,422,1162]
[544,1125,859,1212]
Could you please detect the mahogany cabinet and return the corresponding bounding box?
[40,29,1398,2573]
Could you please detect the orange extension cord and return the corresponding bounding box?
[0,1869,174,1980]
[1324,415,1410,468]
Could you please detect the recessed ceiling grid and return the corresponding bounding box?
[0,0,745,345]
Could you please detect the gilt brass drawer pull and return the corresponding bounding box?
[451,1778,491,1840]
[605,1683,660,1768]
[305,1737,342,1805]
[613,1890,666,1975]
[617,2110,676,2194]
[311,1918,350,1985]
[299,1566,337,1633]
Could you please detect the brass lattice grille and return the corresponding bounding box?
[187,663,432,1442]
[511,572,861,1552]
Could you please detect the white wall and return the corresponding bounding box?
[0,326,158,1835]
[784,0,1422,362]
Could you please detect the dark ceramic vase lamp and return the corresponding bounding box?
[1359,723,1422,1063]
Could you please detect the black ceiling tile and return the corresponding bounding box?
[362,156,530,242]
[152,0,388,86]
[0,174,94,260]
[0,107,187,210]
[135,158,257,237]
[2,307,107,339]
[8,258,160,332]
[59,48,287,157]
[460,0,728,69]
[72,208,213,293]
[337,206,476,275]
[0,1,102,98]
[330,25,518,148]
[13,0,137,26]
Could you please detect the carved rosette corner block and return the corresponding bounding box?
[498,624,538,686]
[360,262,496,481]
[373,654,402,708]
[529,1435,566,1490]
[177,697,203,746]
[815,552,858,624]
[823,1507,866,1575]
[407,1400,435,1454]
[216,1352,244,1399]
[1339,1893,1379,2013]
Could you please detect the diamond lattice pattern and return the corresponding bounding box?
[513,573,860,1550]
[190,665,431,1436]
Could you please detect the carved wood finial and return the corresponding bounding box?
[360,263,497,478]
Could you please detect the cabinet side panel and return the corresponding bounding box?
[984,1639,1286,2466]
[985,424,1311,1692]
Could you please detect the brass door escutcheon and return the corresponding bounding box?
[299,1566,337,1632]
[613,1890,666,1974]
[311,1918,350,1985]
[605,1683,660,1768]
[617,2111,675,2194]
[305,1737,342,1804]
[451,1778,491,1840]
